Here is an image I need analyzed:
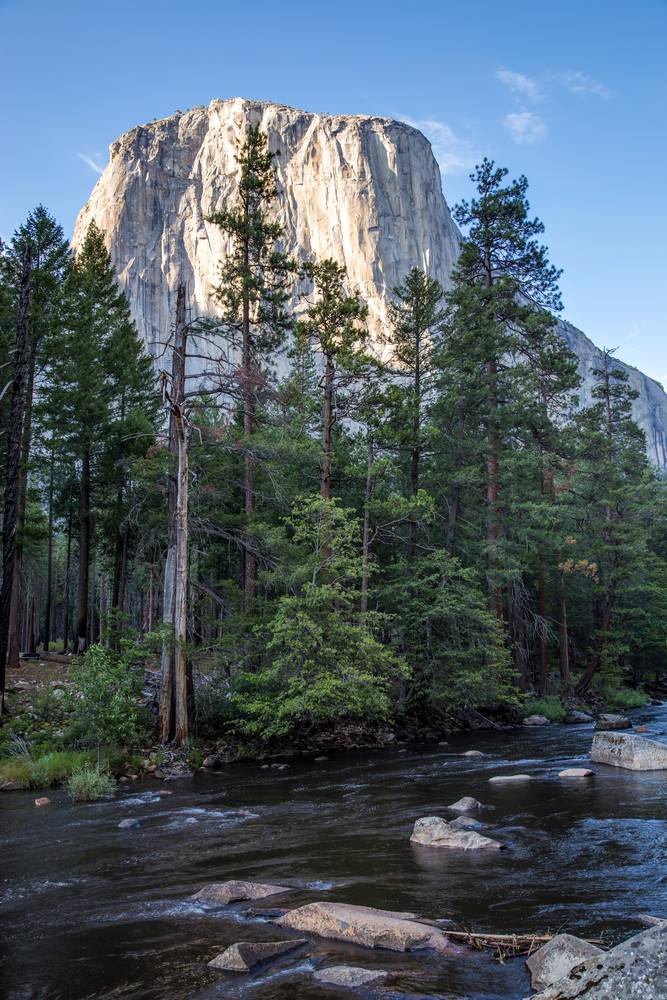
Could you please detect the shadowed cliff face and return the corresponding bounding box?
[73,96,667,468]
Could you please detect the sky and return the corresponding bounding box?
[1,0,665,383]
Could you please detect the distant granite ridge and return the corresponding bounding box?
[72,96,667,468]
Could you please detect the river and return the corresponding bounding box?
[2,704,667,999]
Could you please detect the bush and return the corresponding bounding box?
[600,686,650,710]
[30,751,93,787]
[523,696,566,723]
[68,645,147,748]
[0,759,32,788]
[67,766,116,801]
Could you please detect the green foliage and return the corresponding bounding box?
[67,766,116,801]
[523,696,566,723]
[68,645,146,748]
[0,750,93,790]
[597,686,650,710]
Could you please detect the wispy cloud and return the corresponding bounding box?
[502,111,548,145]
[77,152,105,175]
[399,115,479,174]
[554,70,611,99]
[496,67,542,103]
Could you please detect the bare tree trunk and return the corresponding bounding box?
[159,285,187,742]
[360,436,374,613]
[76,447,91,654]
[558,576,572,690]
[241,229,257,613]
[98,573,106,644]
[0,245,31,707]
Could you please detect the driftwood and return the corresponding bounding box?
[441,927,604,958]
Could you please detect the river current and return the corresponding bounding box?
[2,704,667,999]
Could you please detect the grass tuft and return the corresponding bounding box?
[67,766,116,802]
[523,695,566,723]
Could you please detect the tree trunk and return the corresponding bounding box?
[43,448,55,651]
[360,436,374,613]
[76,446,91,654]
[558,576,572,690]
[0,244,31,707]
[62,501,73,653]
[446,400,465,555]
[173,402,189,744]
[241,227,256,614]
[408,332,421,559]
[483,249,502,617]
[158,284,187,742]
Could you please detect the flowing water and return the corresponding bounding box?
[3,704,667,1000]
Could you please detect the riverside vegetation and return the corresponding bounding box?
[0,130,664,795]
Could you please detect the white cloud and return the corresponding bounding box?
[77,152,105,175]
[496,66,542,103]
[399,115,479,174]
[502,111,548,145]
[555,71,611,99]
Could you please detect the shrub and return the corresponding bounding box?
[523,696,566,723]
[0,759,32,788]
[68,645,147,749]
[30,751,92,788]
[67,766,116,801]
[600,686,650,710]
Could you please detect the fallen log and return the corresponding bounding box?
[440,928,603,958]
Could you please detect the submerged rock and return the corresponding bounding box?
[524,715,551,726]
[193,879,293,904]
[447,796,485,813]
[461,750,484,757]
[34,797,50,807]
[596,713,632,731]
[450,815,483,830]
[527,923,667,999]
[410,816,502,850]
[313,965,388,987]
[118,817,141,829]
[526,933,604,990]
[591,732,667,770]
[276,901,458,953]
[558,768,594,778]
[489,774,532,784]
[208,938,306,971]
[564,710,594,724]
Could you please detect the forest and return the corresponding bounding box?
[1,127,666,792]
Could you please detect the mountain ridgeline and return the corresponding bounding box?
[74,97,667,467]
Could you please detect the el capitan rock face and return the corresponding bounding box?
[73,97,667,467]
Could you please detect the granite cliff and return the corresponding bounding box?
[72,97,667,467]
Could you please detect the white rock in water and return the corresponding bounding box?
[523,714,551,726]
[313,966,388,987]
[192,879,293,903]
[591,732,667,770]
[447,796,485,813]
[410,816,503,850]
[489,774,532,784]
[559,768,594,778]
[72,97,667,467]
[526,933,604,990]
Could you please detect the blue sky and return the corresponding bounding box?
[1,0,665,383]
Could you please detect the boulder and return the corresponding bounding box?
[208,938,306,972]
[450,815,483,830]
[489,774,532,784]
[524,715,551,726]
[118,817,141,829]
[527,923,667,999]
[193,880,293,904]
[1,779,24,791]
[410,816,502,850]
[461,750,484,757]
[34,797,50,807]
[596,713,632,731]
[447,796,484,813]
[591,732,667,770]
[202,755,218,768]
[558,768,594,778]
[526,933,604,990]
[564,711,593,724]
[276,901,459,953]
[313,966,388,987]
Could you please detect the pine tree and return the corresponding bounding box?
[208,126,296,613]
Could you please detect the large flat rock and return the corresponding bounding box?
[313,966,388,987]
[410,816,503,850]
[192,879,293,903]
[591,732,667,770]
[527,923,667,999]
[208,938,306,971]
[276,901,458,953]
